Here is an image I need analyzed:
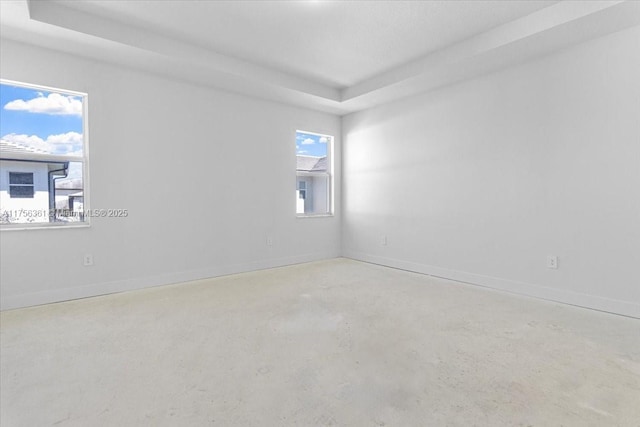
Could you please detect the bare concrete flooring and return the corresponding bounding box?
[1,258,639,426]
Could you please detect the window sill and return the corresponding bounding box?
[296,214,334,219]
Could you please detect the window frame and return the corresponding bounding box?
[295,130,334,218]
[0,79,90,231]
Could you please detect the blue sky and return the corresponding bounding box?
[0,82,84,157]
[296,131,330,157]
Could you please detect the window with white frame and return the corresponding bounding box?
[0,80,88,227]
[296,130,332,216]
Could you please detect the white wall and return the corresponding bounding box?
[342,26,640,318]
[0,39,341,310]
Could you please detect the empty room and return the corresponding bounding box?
[1,0,639,425]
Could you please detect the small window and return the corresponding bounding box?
[297,181,306,200]
[296,130,333,216]
[1,79,88,227]
[9,172,34,198]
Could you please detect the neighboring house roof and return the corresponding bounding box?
[0,139,49,155]
[311,156,327,172]
[0,139,69,166]
[297,155,327,172]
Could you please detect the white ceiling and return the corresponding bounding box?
[48,0,559,88]
[1,0,639,115]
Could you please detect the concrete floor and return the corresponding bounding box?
[1,258,639,426]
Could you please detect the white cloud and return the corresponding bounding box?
[4,93,82,116]
[46,131,83,145]
[301,138,315,145]
[319,136,328,144]
[1,132,83,156]
[297,150,308,154]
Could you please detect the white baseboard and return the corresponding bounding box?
[343,250,640,319]
[1,252,337,311]
[5,251,638,319]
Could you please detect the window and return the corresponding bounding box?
[9,172,34,198]
[297,180,306,200]
[0,80,88,227]
[296,130,333,216]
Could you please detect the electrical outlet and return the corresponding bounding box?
[381,235,387,246]
[547,255,558,269]
[83,254,94,266]
[266,237,273,247]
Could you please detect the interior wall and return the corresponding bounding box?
[342,26,640,318]
[0,39,341,310]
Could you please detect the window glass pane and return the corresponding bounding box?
[9,172,34,185]
[54,161,84,221]
[295,130,332,215]
[9,185,34,198]
[296,132,328,172]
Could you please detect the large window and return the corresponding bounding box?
[296,130,333,216]
[0,80,88,227]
